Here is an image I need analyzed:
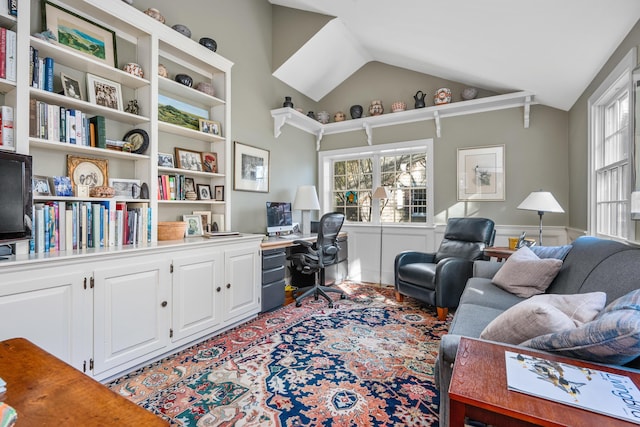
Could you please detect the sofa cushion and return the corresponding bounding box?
[460,277,525,311]
[491,246,563,298]
[523,289,640,364]
[479,292,606,344]
[530,244,572,260]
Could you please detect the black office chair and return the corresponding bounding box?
[288,212,346,308]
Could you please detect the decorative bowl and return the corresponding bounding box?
[143,8,165,24]
[175,74,193,87]
[89,186,115,198]
[157,221,187,241]
[172,24,191,38]
[434,88,452,105]
[199,37,217,52]
[391,101,406,112]
[461,87,478,100]
[195,82,215,96]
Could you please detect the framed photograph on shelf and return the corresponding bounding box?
[49,176,73,197]
[42,0,117,67]
[184,177,196,194]
[60,72,84,100]
[214,185,224,201]
[197,184,212,200]
[175,148,203,171]
[183,214,203,237]
[199,119,221,136]
[457,145,505,201]
[66,155,108,193]
[192,210,211,232]
[157,152,175,168]
[109,178,141,199]
[234,141,269,193]
[86,73,123,111]
[202,152,218,173]
[33,175,51,196]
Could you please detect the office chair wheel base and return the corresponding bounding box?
[314,295,319,300]
[295,301,302,307]
[328,303,334,308]
[340,293,346,299]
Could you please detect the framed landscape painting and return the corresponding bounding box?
[158,94,209,131]
[457,145,505,201]
[42,1,117,67]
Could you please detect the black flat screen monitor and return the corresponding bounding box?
[266,201,293,234]
[0,152,33,243]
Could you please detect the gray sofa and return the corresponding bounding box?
[436,236,640,426]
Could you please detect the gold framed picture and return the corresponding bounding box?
[66,155,109,195]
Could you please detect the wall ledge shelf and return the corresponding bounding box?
[271,91,535,149]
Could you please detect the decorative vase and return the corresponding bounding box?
[434,88,452,105]
[122,62,143,78]
[143,8,165,23]
[175,74,193,87]
[414,90,427,109]
[317,110,330,124]
[199,37,217,52]
[350,105,363,119]
[195,82,215,96]
[461,87,478,100]
[172,24,192,38]
[307,111,316,120]
[391,101,406,112]
[369,100,384,116]
[334,111,346,122]
[158,64,169,78]
[283,96,294,108]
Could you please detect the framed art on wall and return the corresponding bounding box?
[42,0,117,67]
[457,145,505,201]
[234,141,269,193]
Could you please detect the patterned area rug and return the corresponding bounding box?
[108,283,451,426]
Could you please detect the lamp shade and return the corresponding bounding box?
[293,185,320,210]
[517,191,564,213]
[372,186,391,199]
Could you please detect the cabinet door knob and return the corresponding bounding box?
[161,301,168,307]
[216,286,221,292]
[226,283,231,289]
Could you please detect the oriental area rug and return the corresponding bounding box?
[108,282,451,426]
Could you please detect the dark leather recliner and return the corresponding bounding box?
[394,217,495,320]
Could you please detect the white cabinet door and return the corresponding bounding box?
[224,244,260,322]
[0,267,88,371]
[171,248,223,343]
[93,257,171,376]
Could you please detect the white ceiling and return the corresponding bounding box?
[269,0,640,111]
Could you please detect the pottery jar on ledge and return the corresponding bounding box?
[369,100,384,116]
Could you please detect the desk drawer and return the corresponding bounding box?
[261,279,285,312]
[262,249,286,270]
[262,265,285,284]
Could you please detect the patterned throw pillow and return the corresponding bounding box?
[491,246,563,298]
[530,244,572,260]
[522,289,640,364]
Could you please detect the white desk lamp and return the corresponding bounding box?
[373,186,391,284]
[517,190,564,245]
[293,185,320,235]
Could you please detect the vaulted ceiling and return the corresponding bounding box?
[269,0,640,111]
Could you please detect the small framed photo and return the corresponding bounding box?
[157,152,175,168]
[193,210,211,232]
[184,177,196,194]
[60,72,84,100]
[49,176,73,196]
[175,147,203,171]
[214,185,224,201]
[197,184,212,200]
[183,214,204,237]
[86,73,123,111]
[199,119,221,136]
[202,152,218,173]
[33,175,51,196]
[109,178,141,199]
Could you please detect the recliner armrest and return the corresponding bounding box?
[394,251,436,269]
[433,257,474,308]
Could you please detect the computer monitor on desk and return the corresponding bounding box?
[266,201,293,235]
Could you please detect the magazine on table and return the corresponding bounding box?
[505,350,640,424]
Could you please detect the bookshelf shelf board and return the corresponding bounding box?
[30,138,150,160]
[158,121,225,142]
[157,199,224,205]
[30,37,151,89]
[157,166,224,178]
[158,77,225,108]
[30,88,151,125]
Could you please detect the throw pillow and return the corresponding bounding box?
[529,292,606,326]
[491,246,563,298]
[480,298,576,344]
[523,289,640,365]
[530,244,572,260]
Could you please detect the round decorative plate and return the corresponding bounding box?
[123,129,149,154]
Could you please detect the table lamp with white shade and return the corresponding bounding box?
[293,185,320,235]
[517,190,564,245]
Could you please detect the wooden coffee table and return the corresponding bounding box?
[449,337,640,427]
[0,338,168,426]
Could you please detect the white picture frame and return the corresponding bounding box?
[86,73,123,111]
[183,214,204,237]
[109,178,141,199]
[457,145,505,201]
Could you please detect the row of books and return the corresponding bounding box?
[0,27,16,82]
[29,46,53,91]
[159,174,197,201]
[29,99,106,147]
[30,201,151,254]
[0,104,13,148]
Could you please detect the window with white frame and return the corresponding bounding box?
[319,139,434,225]
[589,48,636,240]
